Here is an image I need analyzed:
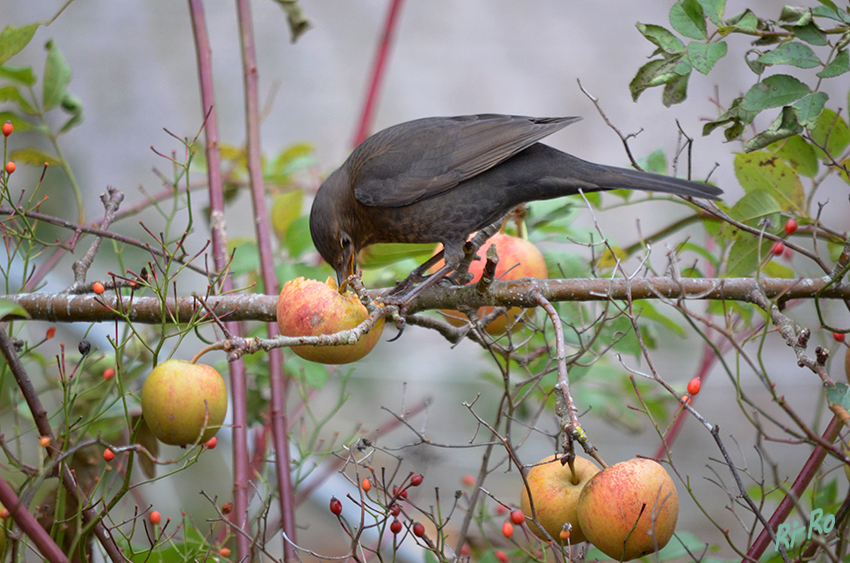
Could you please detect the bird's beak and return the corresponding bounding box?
[337,251,357,290]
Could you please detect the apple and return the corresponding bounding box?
[435,233,547,334]
[577,458,679,560]
[520,454,600,544]
[141,359,228,447]
[277,277,384,364]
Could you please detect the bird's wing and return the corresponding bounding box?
[351,114,582,207]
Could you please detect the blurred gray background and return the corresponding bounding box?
[4,1,850,560]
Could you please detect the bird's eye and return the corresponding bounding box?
[340,235,351,249]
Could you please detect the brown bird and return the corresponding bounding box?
[310,114,722,286]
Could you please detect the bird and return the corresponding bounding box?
[309,114,723,289]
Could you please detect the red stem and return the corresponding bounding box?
[187,1,251,559]
[745,415,843,561]
[235,0,298,557]
[0,475,68,563]
[351,0,405,146]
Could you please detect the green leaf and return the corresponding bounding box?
[827,382,850,412]
[42,40,72,111]
[756,41,821,69]
[58,91,84,133]
[762,259,794,278]
[768,135,818,178]
[10,147,62,167]
[697,0,725,25]
[817,49,850,78]
[741,75,810,112]
[270,142,315,176]
[0,85,35,115]
[634,301,687,337]
[358,242,434,270]
[0,24,39,66]
[629,57,690,102]
[809,108,850,159]
[283,214,313,258]
[721,9,759,34]
[270,190,303,241]
[284,355,329,388]
[0,111,35,133]
[728,190,782,225]
[636,23,686,54]
[793,23,828,47]
[733,152,805,212]
[725,236,771,276]
[670,0,707,39]
[640,148,668,175]
[662,71,690,106]
[744,107,802,152]
[227,238,259,277]
[687,41,727,74]
[0,64,36,86]
[702,96,757,140]
[0,298,29,320]
[791,92,828,129]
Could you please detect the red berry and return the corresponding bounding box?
[362,478,372,492]
[413,522,425,537]
[205,436,217,449]
[509,509,525,525]
[835,332,846,343]
[329,497,342,516]
[460,544,471,556]
[103,448,115,462]
[46,328,56,340]
[393,485,408,499]
[390,519,402,534]
[770,241,784,256]
[783,247,793,260]
[687,377,701,396]
[5,161,15,174]
[149,511,161,524]
[502,521,514,538]
[784,218,797,236]
[2,121,12,136]
[495,504,508,515]
[92,281,105,295]
[461,474,476,487]
[410,474,423,487]
[390,504,401,517]
[103,368,115,380]
[495,550,509,563]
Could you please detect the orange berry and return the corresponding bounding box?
[103,368,115,380]
[502,521,514,538]
[461,474,476,487]
[205,436,217,449]
[39,436,51,447]
[2,121,12,136]
[682,394,691,404]
[149,511,161,524]
[103,449,115,462]
[5,161,15,174]
[0,508,9,519]
[92,281,105,295]
[46,328,56,340]
[219,547,231,557]
[687,377,701,395]
[835,332,846,343]
[362,478,372,492]
[559,528,571,541]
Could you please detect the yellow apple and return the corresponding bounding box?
[520,454,600,544]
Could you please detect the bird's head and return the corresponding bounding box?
[310,171,358,287]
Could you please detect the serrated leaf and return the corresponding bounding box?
[733,152,805,212]
[270,190,303,241]
[0,64,36,86]
[9,147,62,167]
[698,0,725,25]
[636,23,686,54]
[817,49,850,78]
[723,9,759,33]
[43,40,72,111]
[741,75,810,111]
[793,22,828,47]
[0,24,39,66]
[791,92,828,129]
[769,135,818,178]
[809,108,850,159]
[744,106,803,152]
[670,0,707,39]
[687,41,727,74]
[0,298,29,320]
[757,41,821,68]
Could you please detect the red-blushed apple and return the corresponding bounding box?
[520,454,600,544]
[577,458,679,560]
[141,359,228,447]
[277,277,384,364]
[434,233,547,334]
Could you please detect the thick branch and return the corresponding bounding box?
[3,277,849,324]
